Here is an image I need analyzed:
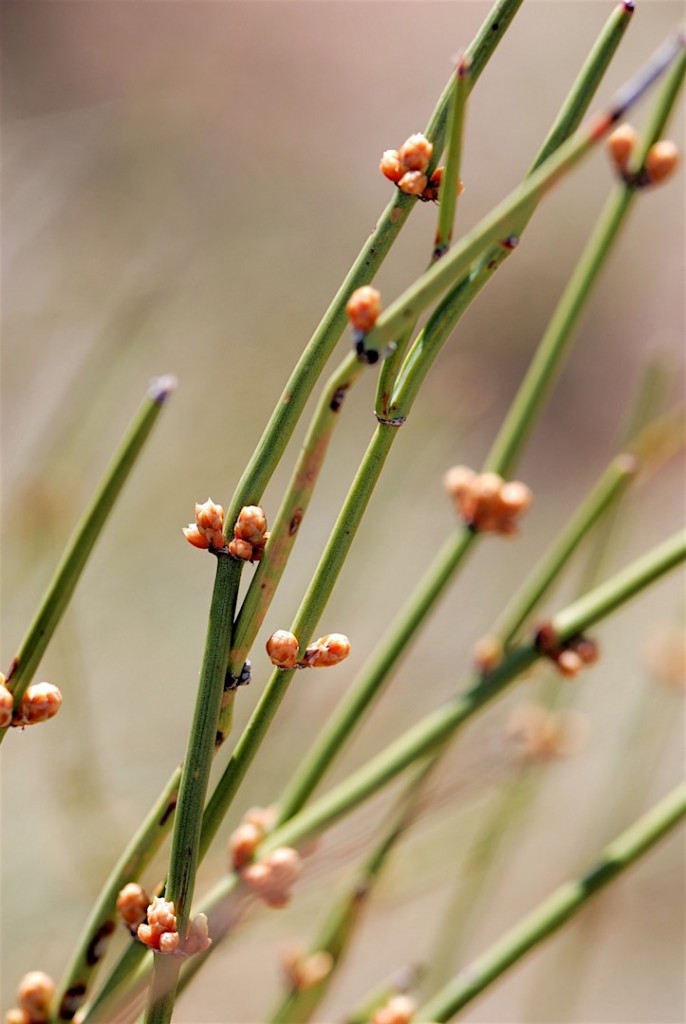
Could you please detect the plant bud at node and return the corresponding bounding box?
[302,633,351,668]
[346,286,382,332]
[17,972,55,1022]
[380,149,403,182]
[398,132,433,173]
[266,630,300,670]
[644,140,679,186]
[13,682,62,727]
[0,682,14,729]
[606,123,639,171]
[398,170,428,196]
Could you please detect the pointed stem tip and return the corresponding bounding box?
[148,375,178,404]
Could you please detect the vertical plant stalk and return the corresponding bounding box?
[416,780,686,1021]
[433,55,470,261]
[144,553,239,1024]
[227,352,366,680]
[2,375,175,740]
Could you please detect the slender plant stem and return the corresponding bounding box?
[144,553,239,1023]
[493,454,638,646]
[2,376,175,740]
[433,56,470,260]
[416,780,686,1021]
[227,352,365,679]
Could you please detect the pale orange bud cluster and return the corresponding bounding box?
[183,913,212,955]
[183,498,226,552]
[4,680,63,728]
[606,123,679,187]
[443,466,533,535]
[280,945,334,991]
[241,847,302,908]
[302,633,351,668]
[419,166,464,203]
[346,286,382,333]
[266,630,351,670]
[9,971,56,1024]
[535,623,599,678]
[0,675,13,729]
[117,882,150,933]
[371,993,417,1024]
[228,805,276,870]
[266,629,300,669]
[381,132,434,197]
[137,896,180,954]
[228,505,269,561]
[506,703,590,762]
[472,634,504,674]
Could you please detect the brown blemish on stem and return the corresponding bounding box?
[289,508,303,536]
[5,656,19,684]
[329,384,350,412]
[59,982,87,1020]
[159,793,178,827]
[86,920,115,966]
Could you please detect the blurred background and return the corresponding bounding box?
[2,3,684,1022]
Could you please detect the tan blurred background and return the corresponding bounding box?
[2,3,684,1022]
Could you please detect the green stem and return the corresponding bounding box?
[228,352,365,679]
[417,780,686,1021]
[433,56,470,260]
[261,529,685,855]
[223,0,525,533]
[143,955,180,1024]
[276,530,475,823]
[492,454,638,647]
[2,376,175,739]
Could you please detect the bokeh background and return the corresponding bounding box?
[2,3,684,1022]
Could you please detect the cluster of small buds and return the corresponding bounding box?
[5,971,55,1024]
[380,133,463,203]
[266,630,351,670]
[535,623,599,678]
[443,466,533,535]
[228,505,269,562]
[183,498,226,552]
[280,945,334,991]
[606,123,680,187]
[0,675,63,729]
[506,703,590,763]
[241,847,302,908]
[183,913,212,956]
[117,882,150,934]
[346,285,382,333]
[371,994,417,1024]
[137,896,180,954]
[228,805,276,870]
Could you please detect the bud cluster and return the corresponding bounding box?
[606,123,679,187]
[280,945,334,991]
[183,498,226,552]
[535,623,599,678]
[0,675,63,730]
[371,994,417,1024]
[135,895,211,956]
[506,702,589,762]
[228,805,276,870]
[228,505,269,562]
[5,971,55,1024]
[265,630,351,671]
[117,882,150,934]
[380,132,463,203]
[241,847,302,908]
[443,466,533,535]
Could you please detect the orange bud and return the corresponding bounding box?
[606,123,639,171]
[346,286,382,332]
[13,683,62,726]
[397,132,433,173]
[644,139,679,185]
[380,149,403,183]
[398,170,428,196]
[266,630,299,670]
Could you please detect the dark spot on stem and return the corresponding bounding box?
[215,730,225,747]
[86,920,115,966]
[289,508,303,535]
[159,795,177,827]
[60,983,87,1020]
[491,21,499,31]
[329,384,350,412]
[5,657,18,683]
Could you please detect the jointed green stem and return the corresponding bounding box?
[2,377,175,742]
[417,780,686,1021]
[433,56,470,260]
